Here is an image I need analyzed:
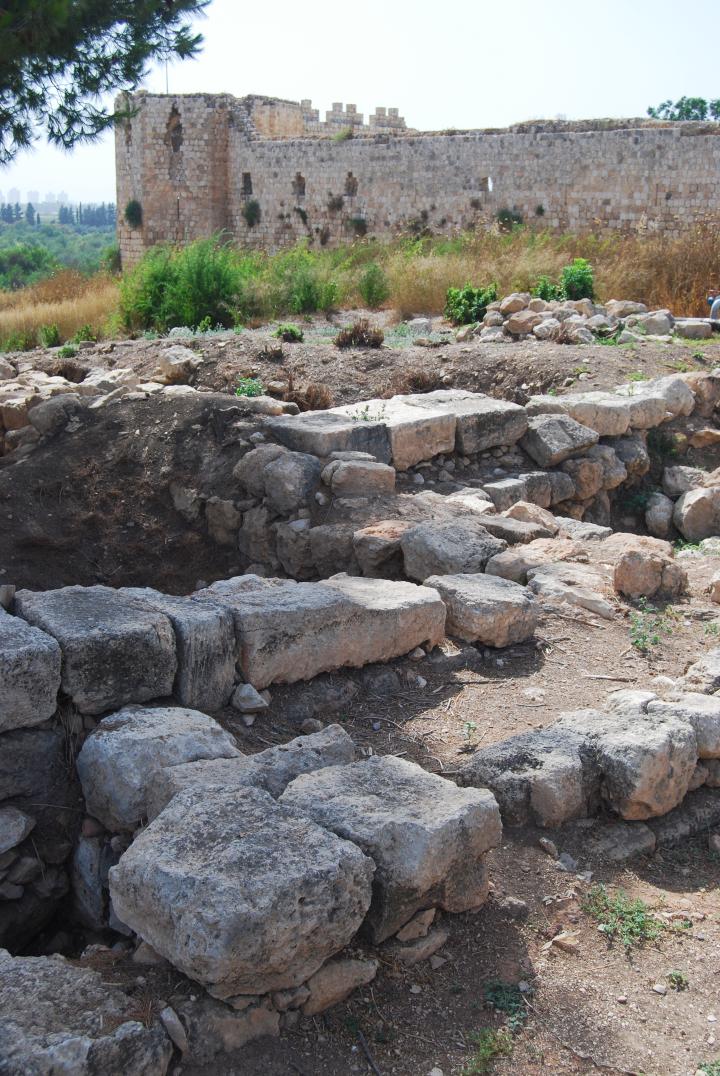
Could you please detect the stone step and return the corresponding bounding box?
[194,573,445,689]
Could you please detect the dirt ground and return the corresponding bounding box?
[7,320,720,1074]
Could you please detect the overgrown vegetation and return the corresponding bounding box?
[531,257,594,301]
[358,262,390,308]
[444,282,498,325]
[582,885,665,950]
[0,269,117,351]
[483,981,527,1031]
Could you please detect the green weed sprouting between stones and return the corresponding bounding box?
[628,598,678,653]
[349,402,387,423]
[57,344,77,358]
[461,1029,513,1075]
[699,1061,720,1075]
[582,885,665,950]
[235,377,264,398]
[667,970,689,991]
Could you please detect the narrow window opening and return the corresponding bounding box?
[242,173,253,197]
[292,172,306,197]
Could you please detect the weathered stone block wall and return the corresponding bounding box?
[116,93,720,264]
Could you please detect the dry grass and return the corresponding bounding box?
[385,224,720,318]
[0,270,119,345]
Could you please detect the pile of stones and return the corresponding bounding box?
[465,294,715,344]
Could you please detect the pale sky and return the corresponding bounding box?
[1,0,717,204]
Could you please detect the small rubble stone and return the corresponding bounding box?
[302,957,378,1015]
[0,807,35,856]
[231,683,270,714]
[395,907,436,941]
[394,927,449,966]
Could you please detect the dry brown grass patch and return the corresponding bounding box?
[0,271,118,345]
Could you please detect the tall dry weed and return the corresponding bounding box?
[0,272,118,343]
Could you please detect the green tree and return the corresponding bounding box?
[0,1,210,164]
[25,203,35,226]
[648,96,720,121]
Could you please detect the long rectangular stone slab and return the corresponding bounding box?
[331,398,455,470]
[0,608,61,732]
[121,587,236,711]
[194,574,446,689]
[264,411,392,463]
[398,389,528,453]
[14,586,177,715]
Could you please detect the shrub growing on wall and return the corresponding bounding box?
[242,200,261,228]
[124,199,143,228]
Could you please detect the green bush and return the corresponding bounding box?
[38,323,61,347]
[358,262,390,308]
[235,377,264,397]
[274,323,304,342]
[120,237,245,332]
[58,344,78,359]
[444,282,498,325]
[1,330,35,352]
[0,242,57,289]
[560,257,594,300]
[532,274,563,301]
[72,324,97,343]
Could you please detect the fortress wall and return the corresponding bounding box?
[116,93,720,264]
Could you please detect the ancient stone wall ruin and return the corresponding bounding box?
[116,92,720,264]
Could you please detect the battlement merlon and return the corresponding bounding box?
[114,91,408,139]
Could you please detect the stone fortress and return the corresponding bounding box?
[116,91,720,265]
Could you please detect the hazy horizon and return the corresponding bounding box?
[0,0,716,204]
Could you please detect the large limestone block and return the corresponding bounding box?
[280,755,502,942]
[485,537,583,584]
[613,549,687,599]
[76,705,241,831]
[425,573,539,647]
[553,392,632,437]
[520,414,599,467]
[147,725,356,819]
[459,725,593,828]
[264,410,392,463]
[262,451,322,513]
[333,397,456,470]
[558,709,697,820]
[663,465,706,498]
[0,608,61,732]
[673,486,720,541]
[615,375,695,422]
[400,520,507,581]
[353,520,413,576]
[109,787,374,997]
[14,586,177,715]
[648,694,720,758]
[526,562,615,619]
[0,950,172,1075]
[196,574,445,688]
[397,389,528,453]
[121,588,236,710]
[322,459,396,496]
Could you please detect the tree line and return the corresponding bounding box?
[0,202,115,227]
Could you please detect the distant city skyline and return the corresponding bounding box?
[0,0,716,204]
